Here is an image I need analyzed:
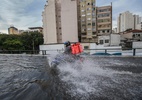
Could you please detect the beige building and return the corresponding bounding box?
[28,27,43,33]
[19,27,43,34]
[80,0,97,43]
[79,0,112,43]
[8,26,19,34]
[42,0,78,44]
[96,6,112,36]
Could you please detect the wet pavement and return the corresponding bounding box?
[0,54,142,100]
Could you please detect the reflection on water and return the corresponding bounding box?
[0,55,51,100]
[0,54,142,100]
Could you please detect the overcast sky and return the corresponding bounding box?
[0,0,142,34]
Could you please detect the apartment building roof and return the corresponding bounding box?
[28,27,43,30]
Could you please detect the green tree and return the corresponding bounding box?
[3,39,23,50]
[0,32,43,51]
[0,34,10,50]
[20,32,43,50]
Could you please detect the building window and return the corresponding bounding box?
[82,24,86,26]
[93,28,96,31]
[87,13,91,15]
[88,23,91,25]
[81,10,85,12]
[82,37,86,39]
[98,25,102,28]
[105,40,109,43]
[92,18,95,21]
[92,23,95,26]
[82,29,86,31]
[88,3,90,5]
[87,18,91,20]
[82,33,86,35]
[100,40,103,44]
[92,3,95,6]
[92,13,95,16]
[82,5,85,7]
[84,46,89,49]
[82,14,85,17]
[82,19,85,22]
[87,8,91,10]
[92,32,96,35]
[87,28,91,30]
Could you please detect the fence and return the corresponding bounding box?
[0,48,142,56]
[84,48,142,56]
[0,50,40,54]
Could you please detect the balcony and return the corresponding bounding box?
[97,22,111,25]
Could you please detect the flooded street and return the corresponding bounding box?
[0,54,142,100]
[0,55,51,100]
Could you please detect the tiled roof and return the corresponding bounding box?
[123,29,142,34]
[127,29,142,33]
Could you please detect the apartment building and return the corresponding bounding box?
[28,27,43,33]
[42,0,78,44]
[19,27,43,34]
[96,5,112,36]
[80,0,97,43]
[8,26,19,34]
[79,0,112,43]
[136,22,142,30]
[117,11,134,33]
[76,0,81,42]
[117,11,142,33]
[134,15,141,29]
[135,16,142,30]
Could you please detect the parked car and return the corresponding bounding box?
[91,52,111,56]
[80,52,89,55]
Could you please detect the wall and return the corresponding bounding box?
[110,34,120,46]
[90,43,121,54]
[39,44,64,55]
[133,42,142,48]
[122,32,133,39]
[43,0,57,44]
[61,0,78,43]
[98,35,110,46]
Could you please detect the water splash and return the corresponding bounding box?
[48,55,142,99]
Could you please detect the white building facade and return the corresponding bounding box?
[136,22,142,30]
[98,34,120,46]
[117,11,134,33]
[117,11,142,33]
[42,0,78,44]
[134,15,141,29]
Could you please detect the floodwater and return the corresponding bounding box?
[0,54,142,100]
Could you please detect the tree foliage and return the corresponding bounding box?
[3,39,23,50]
[0,32,43,50]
